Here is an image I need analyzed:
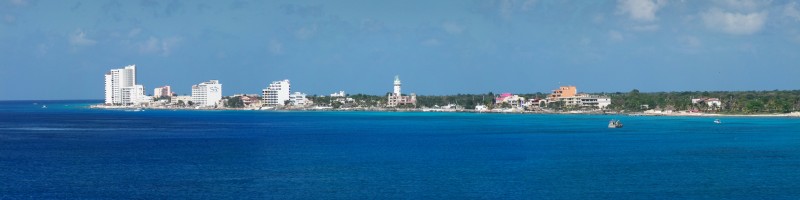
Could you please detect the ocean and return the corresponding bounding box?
[1,100,800,199]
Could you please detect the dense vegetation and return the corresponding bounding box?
[606,89,800,113]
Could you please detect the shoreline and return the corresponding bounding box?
[88,104,800,117]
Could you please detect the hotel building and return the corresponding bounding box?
[191,80,222,107]
[387,76,416,107]
[153,86,173,98]
[289,92,311,106]
[262,79,291,106]
[104,64,148,106]
[548,86,577,101]
[548,85,611,109]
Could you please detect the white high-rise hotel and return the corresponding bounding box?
[104,65,147,106]
[262,79,291,106]
[191,80,222,107]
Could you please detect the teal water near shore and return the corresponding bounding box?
[2,100,800,199]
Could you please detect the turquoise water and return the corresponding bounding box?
[2,100,800,199]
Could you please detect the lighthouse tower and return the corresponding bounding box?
[393,75,402,96]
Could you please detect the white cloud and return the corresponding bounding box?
[69,29,97,46]
[713,0,769,11]
[521,0,537,11]
[579,37,591,46]
[268,39,283,55]
[138,36,182,56]
[128,28,142,38]
[617,0,667,22]
[8,0,28,6]
[442,22,464,35]
[295,24,317,40]
[494,0,538,20]
[631,24,660,31]
[701,8,767,35]
[421,38,442,46]
[609,30,624,41]
[3,14,14,24]
[498,0,514,19]
[681,36,702,48]
[785,2,800,21]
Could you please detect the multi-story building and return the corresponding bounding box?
[330,91,346,97]
[153,86,173,99]
[579,96,611,109]
[174,95,193,105]
[549,86,577,101]
[289,92,310,106]
[496,93,526,108]
[547,86,611,109]
[104,64,147,106]
[191,80,222,107]
[387,76,416,107]
[262,79,291,106]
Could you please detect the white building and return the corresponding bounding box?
[191,80,222,107]
[330,91,346,97]
[174,96,193,105]
[262,79,291,106]
[579,96,611,109]
[104,64,147,106]
[289,92,310,106]
[153,86,172,98]
[387,76,416,107]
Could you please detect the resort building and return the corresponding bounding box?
[692,97,722,109]
[104,64,148,106]
[289,92,311,106]
[547,86,611,109]
[262,79,291,106]
[174,95,193,104]
[579,96,611,109]
[548,86,577,101]
[330,91,346,97]
[387,76,417,107]
[496,93,526,108]
[153,86,173,99]
[191,80,222,107]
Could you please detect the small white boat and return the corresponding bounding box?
[714,119,721,124]
[41,105,47,109]
[608,119,623,128]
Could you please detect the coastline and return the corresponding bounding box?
[88,104,800,117]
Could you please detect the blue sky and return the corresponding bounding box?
[1,0,799,100]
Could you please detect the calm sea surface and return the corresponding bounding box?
[2,100,800,199]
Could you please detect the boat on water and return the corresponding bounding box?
[41,105,47,109]
[608,119,623,128]
[714,119,721,124]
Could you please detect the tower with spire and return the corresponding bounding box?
[393,75,402,96]
[387,75,416,107]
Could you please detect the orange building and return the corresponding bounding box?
[549,86,577,101]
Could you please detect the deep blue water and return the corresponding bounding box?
[2,100,800,199]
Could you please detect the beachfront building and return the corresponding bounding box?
[289,92,311,106]
[496,93,526,108]
[191,80,222,107]
[692,97,722,110]
[547,86,611,109]
[231,94,261,108]
[104,64,148,106]
[262,79,291,106]
[579,96,611,109]
[330,91,346,97]
[153,86,173,99]
[174,95,193,105]
[548,86,577,101]
[387,76,417,107]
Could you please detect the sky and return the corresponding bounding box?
[1,0,799,100]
